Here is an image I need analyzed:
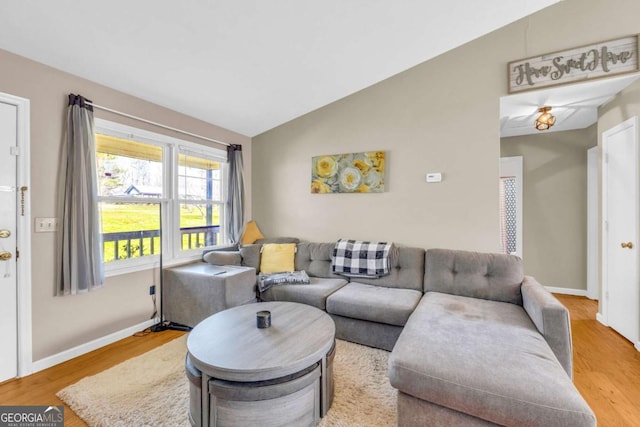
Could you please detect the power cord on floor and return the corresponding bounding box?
[133,292,160,337]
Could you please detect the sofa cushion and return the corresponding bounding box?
[260,277,347,310]
[389,292,596,427]
[326,282,422,326]
[424,249,523,305]
[349,246,425,291]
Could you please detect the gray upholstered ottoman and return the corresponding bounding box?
[163,263,256,327]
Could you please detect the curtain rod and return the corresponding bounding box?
[86,101,231,147]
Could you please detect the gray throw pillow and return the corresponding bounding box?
[239,244,262,270]
[203,251,242,266]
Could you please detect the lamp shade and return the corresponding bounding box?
[535,106,556,131]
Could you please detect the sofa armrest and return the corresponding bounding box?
[202,244,240,260]
[522,276,573,378]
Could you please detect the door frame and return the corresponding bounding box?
[587,147,599,300]
[499,156,523,258]
[0,92,32,377]
[601,116,640,351]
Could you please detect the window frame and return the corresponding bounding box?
[172,145,227,260]
[94,119,228,277]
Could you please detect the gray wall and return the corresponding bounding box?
[501,126,597,291]
[0,49,252,361]
[251,0,640,254]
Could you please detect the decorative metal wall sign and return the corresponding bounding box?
[508,35,639,93]
[311,151,385,194]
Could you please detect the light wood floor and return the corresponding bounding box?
[0,329,185,427]
[0,297,638,426]
[555,294,640,427]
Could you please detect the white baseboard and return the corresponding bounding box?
[596,312,608,326]
[545,286,587,297]
[635,342,640,353]
[30,319,156,374]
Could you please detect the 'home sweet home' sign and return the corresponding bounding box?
[508,35,639,93]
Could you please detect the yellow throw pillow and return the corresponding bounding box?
[260,243,296,274]
[241,220,265,245]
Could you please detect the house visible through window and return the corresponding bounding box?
[95,119,227,274]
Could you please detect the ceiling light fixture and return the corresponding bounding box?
[535,106,556,131]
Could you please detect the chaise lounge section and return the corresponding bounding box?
[388,249,596,426]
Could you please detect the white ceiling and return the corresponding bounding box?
[500,73,640,138]
[0,0,559,137]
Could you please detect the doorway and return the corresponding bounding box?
[602,116,640,348]
[0,92,31,382]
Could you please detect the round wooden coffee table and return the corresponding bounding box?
[187,301,336,426]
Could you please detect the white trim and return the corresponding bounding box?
[635,342,640,352]
[499,156,523,258]
[89,102,231,147]
[545,286,588,297]
[94,118,226,158]
[104,254,201,278]
[0,92,33,378]
[596,312,608,326]
[586,147,599,300]
[30,319,156,374]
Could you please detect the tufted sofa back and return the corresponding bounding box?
[351,246,424,291]
[295,242,425,291]
[424,249,524,305]
[295,242,343,278]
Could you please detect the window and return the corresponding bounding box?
[95,119,227,275]
[177,149,224,250]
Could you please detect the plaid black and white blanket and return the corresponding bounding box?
[331,239,392,278]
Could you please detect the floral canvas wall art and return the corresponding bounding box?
[311,151,385,193]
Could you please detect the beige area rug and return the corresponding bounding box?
[58,336,397,427]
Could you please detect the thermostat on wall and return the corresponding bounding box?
[426,173,442,183]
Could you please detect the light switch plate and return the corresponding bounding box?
[426,173,442,183]
[35,217,58,233]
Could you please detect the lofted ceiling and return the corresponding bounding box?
[500,73,640,138]
[0,0,559,137]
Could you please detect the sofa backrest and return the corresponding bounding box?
[295,242,425,291]
[424,249,524,305]
[351,246,425,291]
[295,242,343,279]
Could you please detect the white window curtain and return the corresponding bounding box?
[56,94,104,295]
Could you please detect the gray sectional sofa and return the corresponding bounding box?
[261,242,425,351]
[199,240,596,426]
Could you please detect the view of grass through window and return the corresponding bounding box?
[96,132,223,263]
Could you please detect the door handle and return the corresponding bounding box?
[621,242,634,249]
[0,251,12,261]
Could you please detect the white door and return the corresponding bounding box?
[603,116,639,346]
[0,101,19,382]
